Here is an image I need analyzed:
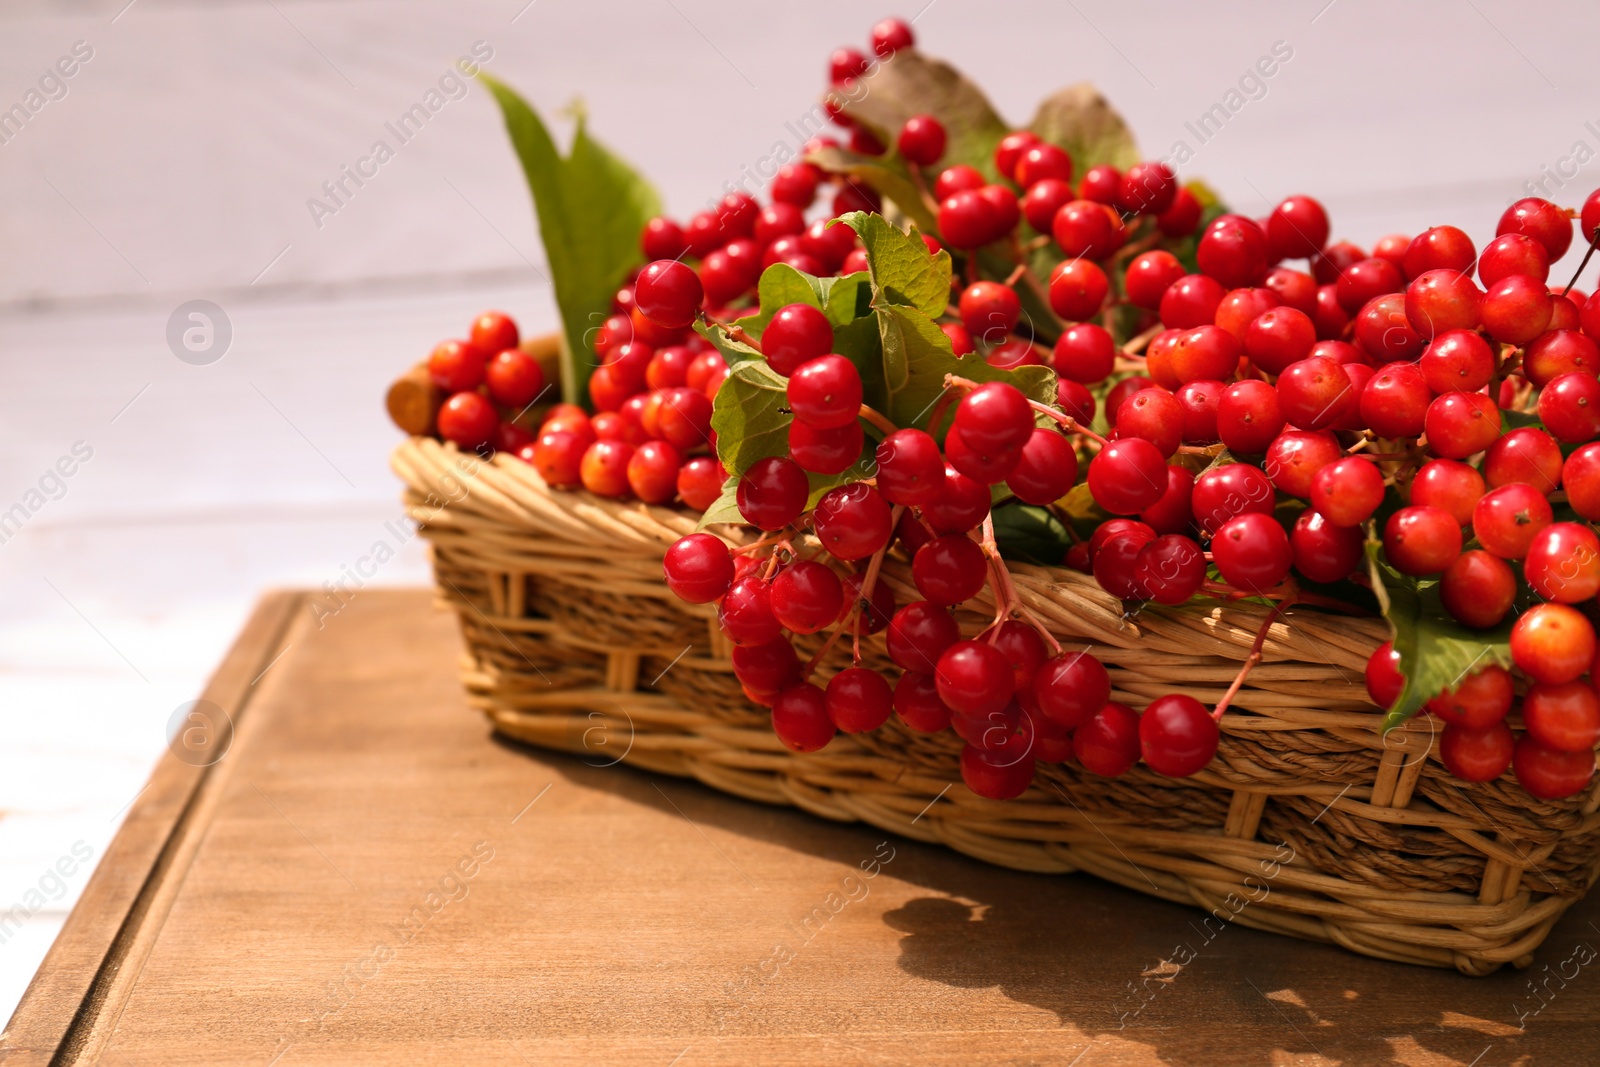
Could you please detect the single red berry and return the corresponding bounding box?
[1140,694,1219,777]
[1291,509,1364,584]
[1563,444,1600,520]
[1472,483,1553,560]
[1052,199,1119,259]
[1511,603,1597,685]
[1403,225,1476,278]
[1087,438,1168,515]
[1052,323,1116,383]
[719,575,781,646]
[627,439,683,504]
[1423,391,1501,460]
[1512,734,1595,800]
[1215,380,1285,455]
[1365,641,1405,708]
[886,601,961,673]
[485,349,545,408]
[1478,232,1549,286]
[527,430,584,488]
[1336,257,1405,314]
[787,355,862,429]
[770,560,845,635]
[1525,522,1600,603]
[429,339,489,393]
[1384,505,1462,575]
[1498,197,1573,261]
[1439,722,1514,783]
[663,533,734,603]
[1426,665,1514,729]
[959,281,1022,339]
[772,683,836,753]
[1243,307,1316,374]
[731,636,801,693]
[1481,274,1553,345]
[1191,462,1275,535]
[470,310,519,354]
[898,114,947,166]
[1119,161,1177,215]
[1411,459,1483,526]
[1032,650,1110,730]
[437,391,498,450]
[1212,512,1292,592]
[1124,251,1188,310]
[1277,357,1355,430]
[1440,550,1516,630]
[1134,534,1206,604]
[960,742,1037,800]
[893,671,952,733]
[1006,428,1079,505]
[814,482,892,562]
[788,419,864,475]
[1047,259,1110,321]
[936,640,1016,716]
[762,304,833,376]
[1266,195,1330,259]
[736,456,809,530]
[641,217,688,260]
[1073,702,1141,777]
[825,667,894,733]
[1310,457,1384,527]
[1538,371,1600,443]
[1159,274,1226,329]
[1197,215,1269,288]
[635,260,704,330]
[1015,143,1073,189]
[1404,270,1482,339]
[1155,187,1202,237]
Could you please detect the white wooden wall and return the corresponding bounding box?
[3,0,1599,1019]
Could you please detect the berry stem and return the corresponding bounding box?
[699,310,762,352]
[857,403,898,436]
[1211,595,1296,722]
[979,512,1064,654]
[942,373,1108,445]
[1006,234,1067,333]
[1120,323,1163,356]
[1561,225,1600,296]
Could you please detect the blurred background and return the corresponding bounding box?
[4,0,1599,1017]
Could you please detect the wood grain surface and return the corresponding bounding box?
[5,589,1598,1066]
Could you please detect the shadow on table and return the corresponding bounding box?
[495,734,1594,1067]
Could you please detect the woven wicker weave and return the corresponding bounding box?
[392,433,1600,975]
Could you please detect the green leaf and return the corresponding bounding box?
[696,474,743,530]
[993,503,1072,566]
[836,211,952,319]
[482,76,661,408]
[833,50,1009,181]
[709,358,792,477]
[1027,82,1140,172]
[1369,547,1515,731]
[695,320,764,369]
[1058,482,1110,540]
[733,264,873,337]
[805,146,939,234]
[874,302,1056,434]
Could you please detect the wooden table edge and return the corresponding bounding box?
[0,591,307,1067]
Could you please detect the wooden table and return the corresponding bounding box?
[4,590,1596,1066]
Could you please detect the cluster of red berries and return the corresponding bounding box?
[524,302,731,507]
[446,17,1600,805]
[427,311,546,453]
[659,363,1208,802]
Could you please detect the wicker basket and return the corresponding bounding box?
[392,433,1600,975]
